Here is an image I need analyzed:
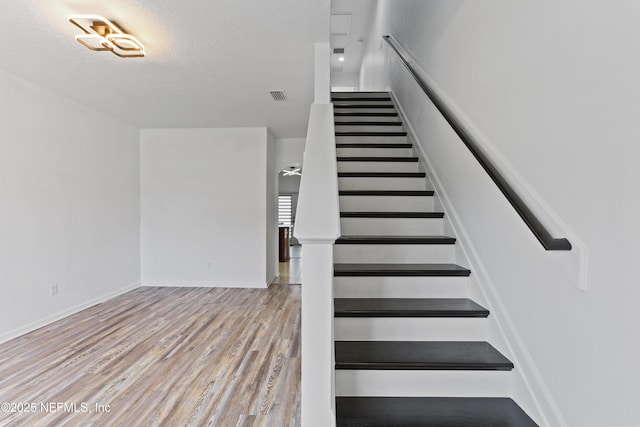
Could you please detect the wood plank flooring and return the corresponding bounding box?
[272,246,302,285]
[0,286,301,427]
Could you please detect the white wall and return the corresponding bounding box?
[279,174,302,194]
[140,128,276,288]
[275,137,306,172]
[360,2,640,426]
[331,72,359,90]
[0,68,140,342]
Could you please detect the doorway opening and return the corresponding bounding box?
[273,165,302,285]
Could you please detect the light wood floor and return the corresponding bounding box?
[0,286,301,427]
[272,246,302,286]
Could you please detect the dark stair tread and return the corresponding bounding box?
[340,212,443,218]
[332,93,390,97]
[336,143,412,148]
[339,190,434,196]
[334,263,471,277]
[336,132,407,137]
[336,397,538,427]
[335,341,513,370]
[333,98,392,102]
[336,235,455,244]
[338,172,424,178]
[334,298,488,318]
[334,112,399,117]
[337,157,418,162]
[335,121,402,126]
[332,91,390,95]
[334,104,396,109]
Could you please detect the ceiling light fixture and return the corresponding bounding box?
[338,57,345,62]
[68,15,145,58]
[283,167,301,176]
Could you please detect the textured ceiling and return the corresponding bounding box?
[0,0,330,137]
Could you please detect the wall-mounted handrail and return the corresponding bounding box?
[383,35,571,251]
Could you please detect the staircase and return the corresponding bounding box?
[331,92,538,426]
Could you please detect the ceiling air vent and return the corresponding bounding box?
[270,90,287,101]
[333,47,345,54]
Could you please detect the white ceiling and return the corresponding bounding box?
[0,0,330,138]
[330,0,376,77]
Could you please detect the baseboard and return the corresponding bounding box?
[391,91,566,427]
[266,274,278,288]
[0,281,140,345]
[141,281,270,289]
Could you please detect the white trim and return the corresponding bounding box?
[266,274,278,288]
[141,281,270,288]
[0,281,141,345]
[392,91,567,427]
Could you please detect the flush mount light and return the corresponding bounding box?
[338,57,345,62]
[68,14,145,58]
[283,167,301,176]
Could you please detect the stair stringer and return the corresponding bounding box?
[390,91,567,427]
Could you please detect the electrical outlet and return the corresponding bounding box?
[50,283,59,296]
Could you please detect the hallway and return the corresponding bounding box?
[272,245,302,286]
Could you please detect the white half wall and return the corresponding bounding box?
[140,127,276,288]
[359,2,640,427]
[0,68,140,343]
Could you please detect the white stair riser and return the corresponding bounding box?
[337,162,419,173]
[333,277,469,299]
[339,195,434,212]
[334,116,400,123]
[334,318,486,341]
[336,147,414,157]
[333,100,395,107]
[340,217,443,235]
[334,244,454,263]
[338,177,426,191]
[336,135,407,144]
[334,108,397,115]
[335,125,405,133]
[335,370,511,397]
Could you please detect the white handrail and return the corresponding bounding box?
[294,102,340,427]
